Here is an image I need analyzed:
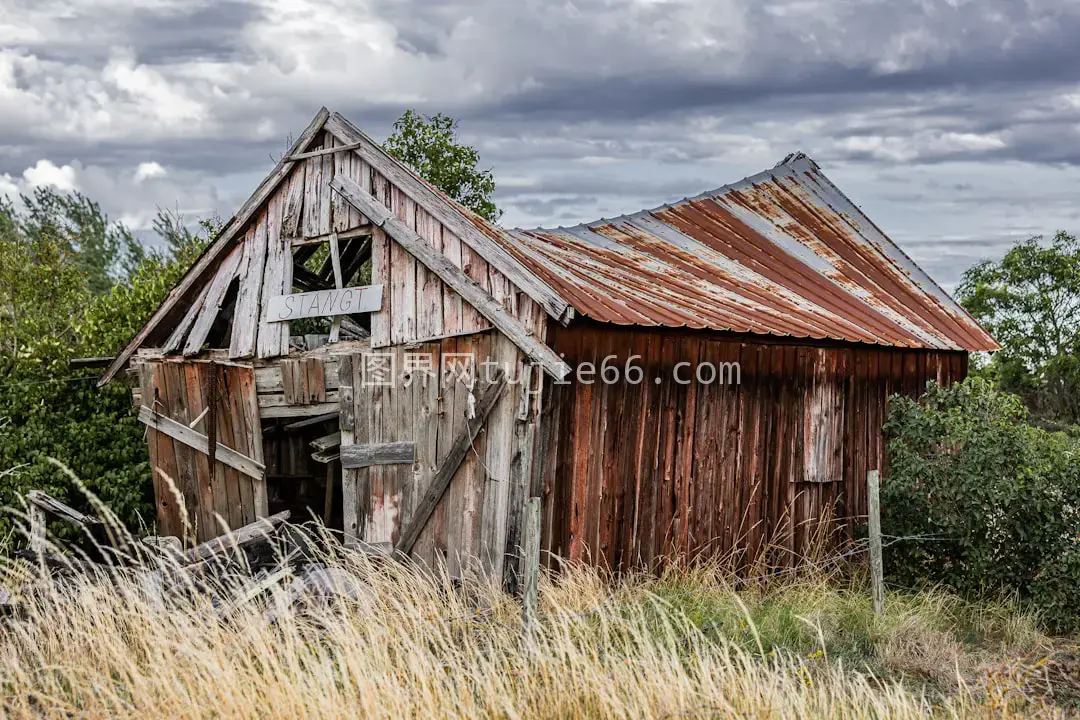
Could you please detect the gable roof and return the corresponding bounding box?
[488,154,998,352]
[102,113,996,386]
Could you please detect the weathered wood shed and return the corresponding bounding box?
[103,108,997,581]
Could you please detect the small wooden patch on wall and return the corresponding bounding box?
[281,358,328,405]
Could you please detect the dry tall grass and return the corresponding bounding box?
[0,523,1071,718]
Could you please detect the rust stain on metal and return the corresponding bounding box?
[488,154,998,352]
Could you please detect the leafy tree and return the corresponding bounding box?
[0,219,89,377]
[384,109,502,222]
[16,187,145,294]
[959,232,1080,428]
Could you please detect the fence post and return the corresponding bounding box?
[867,469,884,616]
[28,502,46,555]
[522,497,542,631]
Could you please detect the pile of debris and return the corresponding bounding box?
[2,490,366,621]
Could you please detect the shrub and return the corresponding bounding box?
[882,377,1080,631]
[0,211,208,549]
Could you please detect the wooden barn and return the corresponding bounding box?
[101,108,997,583]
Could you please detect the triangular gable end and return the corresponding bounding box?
[102,107,574,384]
[329,174,569,379]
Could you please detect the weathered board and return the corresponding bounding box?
[138,360,267,543]
[540,324,969,573]
[340,441,415,469]
[265,285,383,322]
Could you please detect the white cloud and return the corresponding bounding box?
[135,161,167,182]
[22,159,78,191]
[0,173,18,202]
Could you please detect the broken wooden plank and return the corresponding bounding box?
[101,108,330,384]
[323,112,572,324]
[229,210,270,359]
[285,141,365,162]
[68,356,117,369]
[259,175,297,358]
[14,550,109,575]
[340,441,415,469]
[289,226,370,246]
[183,246,243,356]
[184,510,290,563]
[311,449,340,465]
[280,165,306,238]
[258,391,340,409]
[138,406,265,480]
[283,411,338,431]
[260,402,339,419]
[329,232,344,343]
[330,176,571,381]
[255,361,341,394]
[310,431,341,452]
[395,370,507,555]
[27,490,101,528]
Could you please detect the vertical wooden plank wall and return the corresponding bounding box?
[364,160,548,350]
[139,360,266,543]
[543,325,968,572]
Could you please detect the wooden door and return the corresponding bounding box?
[139,360,267,543]
[339,335,517,578]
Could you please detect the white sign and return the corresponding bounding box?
[266,285,383,322]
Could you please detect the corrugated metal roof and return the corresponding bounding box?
[491,154,998,352]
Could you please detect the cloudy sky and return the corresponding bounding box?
[3,0,1080,290]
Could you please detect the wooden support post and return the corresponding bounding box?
[328,232,344,343]
[522,497,541,630]
[867,469,884,616]
[338,356,358,547]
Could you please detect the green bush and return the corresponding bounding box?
[0,378,151,545]
[882,377,1080,631]
[0,204,209,549]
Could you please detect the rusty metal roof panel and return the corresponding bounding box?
[499,154,998,352]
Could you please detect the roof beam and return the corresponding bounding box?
[323,112,573,325]
[330,175,570,380]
